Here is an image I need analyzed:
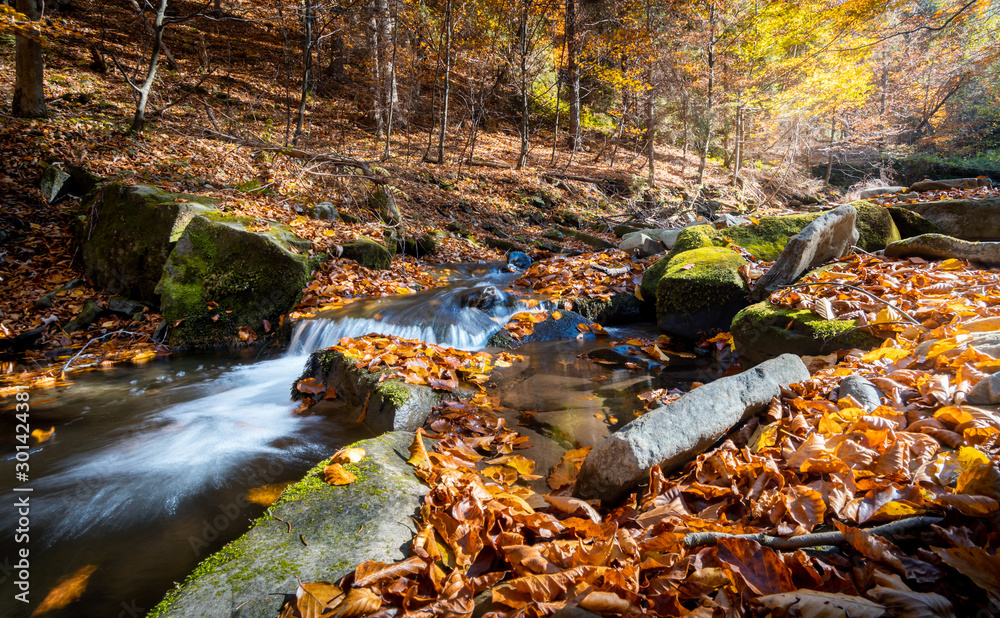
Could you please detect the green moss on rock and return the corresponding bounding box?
[341,237,393,270]
[156,215,311,347]
[655,247,749,338]
[887,206,942,238]
[731,301,884,365]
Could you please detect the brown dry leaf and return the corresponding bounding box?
[715,538,794,596]
[932,545,1000,598]
[869,571,956,617]
[297,377,327,396]
[328,587,382,617]
[757,590,885,617]
[577,590,638,614]
[246,481,295,507]
[330,447,366,465]
[31,426,55,443]
[323,463,357,486]
[281,582,343,618]
[31,565,98,616]
[407,427,433,472]
[544,495,602,523]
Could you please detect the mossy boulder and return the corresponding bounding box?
[80,183,216,302]
[368,185,401,225]
[888,206,941,239]
[149,432,426,618]
[640,204,900,302]
[401,230,448,257]
[340,237,393,270]
[294,348,456,433]
[901,197,1000,241]
[655,247,749,339]
[571,293,646,325]
[731,301,884,365]
[156,214,312,346]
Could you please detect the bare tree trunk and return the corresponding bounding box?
[731,103,742,185]
[825,114,835,186]
[366,0,385,136]
[566,0,580,151]
[436,0,452,165]
[383,0,399,158]
[644,0,654,186]
[696,3,715,185]
[13,0,47,118]
[129,0,169,135]
[550,36,566,166]
[293,0,313,146]
[515,0,531,170]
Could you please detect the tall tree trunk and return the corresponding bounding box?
[825,114,835,186]
[696,3,715,185]
[731,103,742,185]
[366,0,385,136]
[129,0,169,135]
[550,36,566,165]
[13,0,47,118]
[436,0,452,165]
[383,0,399,158]
[516,0,531,170]
[644,0,654,186]
[293,0,313,146]
[566,0,580,151]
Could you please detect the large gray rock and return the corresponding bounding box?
[149,432,427,618]
[750,205,858,302]
[884,234,1000,266]
[903,198,1000,240]
[838,376,883,412]
[915,331,1000,359]
[156,214,312,346]
[910,178,989,192]
[619,231,666,258]
[575,354,809,503]
[859,186,908,200]
[967,374,1000,405]
[294,349,451,433]
[80,184,216,302]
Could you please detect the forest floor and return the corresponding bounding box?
[4,4,1000,617]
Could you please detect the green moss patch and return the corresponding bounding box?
[655,247,749,338]
[731,301,883,365]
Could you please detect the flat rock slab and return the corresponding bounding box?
[575,354,809,503]
[884,234,1000,266]
[150,432,426,618]
[751,205,858,302]
[903,198,1000,240]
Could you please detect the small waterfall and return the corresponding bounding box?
[290,270,542,352]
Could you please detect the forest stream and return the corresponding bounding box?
[0,263,725,618]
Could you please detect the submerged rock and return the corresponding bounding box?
[731,301,883,366]
[655,247,749,339]
[575,354,809,503]
[149,432,427,618]
[79,183,216,302]
[572,293,645,325]
[884,234,1000,266]
[156,214,312,346]
[750,205,858,302]
[523,310,598,343]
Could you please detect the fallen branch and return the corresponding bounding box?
[61,330,160,376]
[683,515,943,550]
[203,128,380,179]
[781,281,927,330]
[543,173,609,184]
[468,158,510,169]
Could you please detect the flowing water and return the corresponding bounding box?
[0,261,721,616]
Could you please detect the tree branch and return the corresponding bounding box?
[683,516,943,549]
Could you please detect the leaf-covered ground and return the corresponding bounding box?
[282,254,1000,618]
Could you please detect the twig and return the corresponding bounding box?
[683,515,943,549]
[781,282,927,330]
[60,330,159,376]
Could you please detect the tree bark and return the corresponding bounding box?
[382,0,399,158]
[566,0,580,151]
[12,0,47,118]
[825,114,836,186]
[696,3,715,185]
[129,0,169,135]
[436,0,452,165]
[515,0,531,170]
[293,0,313,146]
